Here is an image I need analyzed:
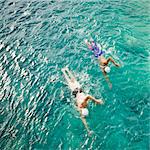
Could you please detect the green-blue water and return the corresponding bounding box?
[0,0,150,149]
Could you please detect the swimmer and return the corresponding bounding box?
[85,38,120,88]
[62,67,103,136]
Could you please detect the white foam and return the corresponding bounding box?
[23,11,31,16]
[10,25,15,32]
[0,43,4,50]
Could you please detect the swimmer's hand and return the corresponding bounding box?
[115,63,120,67]
[93,98,104,105]
[96,99,104,104]
[88,95,104,105]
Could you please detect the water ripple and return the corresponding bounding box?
[0,0,150,150]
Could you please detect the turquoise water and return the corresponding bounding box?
[0,0,150,149]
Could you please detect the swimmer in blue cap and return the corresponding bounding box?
[85,38,120,88]
[62,67,103,136]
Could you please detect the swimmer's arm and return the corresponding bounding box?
[77,107,91,135]
[101,70,112,89]
[87,95,103,104]
[81,116,91,135]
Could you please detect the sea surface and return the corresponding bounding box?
[0,0,150,150]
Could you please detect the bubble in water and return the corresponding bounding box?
[11,51,16,59]
[78,28,84,34]
[44,57,48,64]
[23,11,31,16]
[20,56,25,62]
[6,46,10,52]
[0,43,4,50]
[10,25,15,32]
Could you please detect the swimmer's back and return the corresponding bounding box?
[76,92,87,107]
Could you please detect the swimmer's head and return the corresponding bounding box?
[104,66,111,73]
[72,88,83,97]
[78,88,83,93]
[81,108,89,117]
